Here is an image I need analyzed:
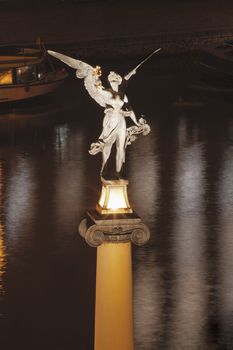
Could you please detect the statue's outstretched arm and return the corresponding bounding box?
[124,110,140,126]
[124,48,161,81]
[124,69,137,81]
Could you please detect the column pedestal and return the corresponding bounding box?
[78,179,150,350]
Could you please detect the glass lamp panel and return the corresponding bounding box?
[99,186,107,207]
[106,186,128,210]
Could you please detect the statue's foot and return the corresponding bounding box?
[115,171,127,180]
[101,171,125,181]
[101,174,116,181]
[101,169,116,181]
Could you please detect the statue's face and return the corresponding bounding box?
[108,71,122,89]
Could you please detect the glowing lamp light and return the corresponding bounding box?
[97,179,133,215]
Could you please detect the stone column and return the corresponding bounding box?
[95,242,134,350]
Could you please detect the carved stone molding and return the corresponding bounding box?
[79,211,150,247]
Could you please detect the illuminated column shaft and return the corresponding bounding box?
[95,242,134,350]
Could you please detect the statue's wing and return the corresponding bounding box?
[48,50,111,107]
[47,50,93,78]
[84,73,112,108]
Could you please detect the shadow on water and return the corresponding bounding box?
[0,54,233,349]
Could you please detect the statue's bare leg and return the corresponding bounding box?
[100,144,112,176]
[116,130,126,174]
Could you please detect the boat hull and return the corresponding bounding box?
[0,72,68,103]
[200,45,233,88]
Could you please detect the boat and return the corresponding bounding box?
[0,45,69,103]
[199,42,233,88]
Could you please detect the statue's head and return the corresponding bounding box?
[108,71,122,89]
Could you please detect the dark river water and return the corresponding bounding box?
[0,54,233,350]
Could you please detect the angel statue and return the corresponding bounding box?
[48,48,161,179]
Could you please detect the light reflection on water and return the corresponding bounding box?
[5,157,37,241]
[0,162,6,295]
[54,125,85,231]
[128,120,160,222]
[218,145,233,349]
[131,122,163,349]
[0,61,232,349]
[54,123,70,159]
[170,132,208,350]
[0,222,6,295]
[134,249,164,350]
